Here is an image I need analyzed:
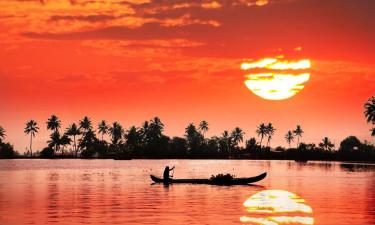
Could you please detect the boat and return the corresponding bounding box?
[150,172,267,185]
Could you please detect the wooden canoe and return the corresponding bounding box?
[150,172,267,185]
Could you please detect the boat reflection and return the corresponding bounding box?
[240,190,314,225]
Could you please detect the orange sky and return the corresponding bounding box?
[1,0,374,152]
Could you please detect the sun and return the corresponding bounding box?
[241,57,311,100]
[240,190,314,225]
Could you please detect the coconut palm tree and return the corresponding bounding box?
[266,123,276,148]
[149,117,164,139]
[293,125,304,148]
[319,137,334,151]
[364,96,375,124]
[79,116,93,132]
[199,120,209,137]
[124,126,141,152]
[46,115,61,132]
[0,126,5,143]
[48,131,61,154]
[108,122,124,147]
[231,127,244,147]
[221,130,232,156]
[65,123,81,157]
[60,134,72,155]
[185,123,198,140]
[256,123,267,148]
[24,120,39,157]
[285,130,294,149]
[98,120,108,141]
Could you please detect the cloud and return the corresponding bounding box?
[49,14,119,22]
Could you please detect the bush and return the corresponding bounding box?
[0,142,16,158]
[40,147,54,158]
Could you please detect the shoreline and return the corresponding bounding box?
[1,157,375,165]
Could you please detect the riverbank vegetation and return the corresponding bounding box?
[1,95,374,161]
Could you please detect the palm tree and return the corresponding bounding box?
[98,120,108,141]
[221,130,232,156]
[185,123,198,140]
[256,123,267,148]
[285,130,294,149]
[364,96,375,124]
[24,120,39,157]
[65,123,81,157]
[125,126,141,152]
[79,116,92,132]
[60,134,72,155]
[0,126,5,143]
[319,137,334,151]
[46,115,61,132]
[199,120,209,137]
[231,127,244,147]
[149,117,164,139]
[293,125,304,148]
[371,128,375,137]
[266,123,276,148]
[48,131,61,154]
[108,122,124,147]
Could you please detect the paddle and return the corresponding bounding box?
[171,166,175,178]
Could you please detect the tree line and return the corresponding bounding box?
[0,95,374,161]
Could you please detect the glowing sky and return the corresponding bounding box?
[1,0,374,151]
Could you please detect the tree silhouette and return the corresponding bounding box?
[293,125,304,148]
[220,130,232,156]
[108,122,124,148]
[185,123,204,155]
[149,117,164,139]
[98,120,108,141]
[78,129,98,151]
[47,131,61,154]
[24,120,39,157]
[199,120,209,137]
[65,123,82,157]
[319,137,334,151]
[364,96,375,138]
[79,116,92,132]
[285,130,294,149]
[60,134,72,155]
[231,127,244,147]
[124,126,141,153]
[46,115,61,132]
[0,126,5,143]
[185,123,198,141]
[256,123,268,148]
[266,123,276,148]
[246,137,258,153]
[364,96,375,124]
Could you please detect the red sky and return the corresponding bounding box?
[1,0,374,152]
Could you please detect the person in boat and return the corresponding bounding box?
[163,166,175,182]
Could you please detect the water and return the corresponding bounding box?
[0,159,374,225]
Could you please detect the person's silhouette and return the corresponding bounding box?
[163,166,175,183]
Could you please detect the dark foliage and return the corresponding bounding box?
[0,142,16,159]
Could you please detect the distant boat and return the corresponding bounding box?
[150,172,267,185]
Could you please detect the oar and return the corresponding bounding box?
[171,167,175,178]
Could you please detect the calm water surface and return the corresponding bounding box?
[0,159,374,225]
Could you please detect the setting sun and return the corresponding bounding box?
[241,58,311,100]
[240,190,314,225]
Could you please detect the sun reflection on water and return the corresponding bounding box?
[241,190,314,225]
